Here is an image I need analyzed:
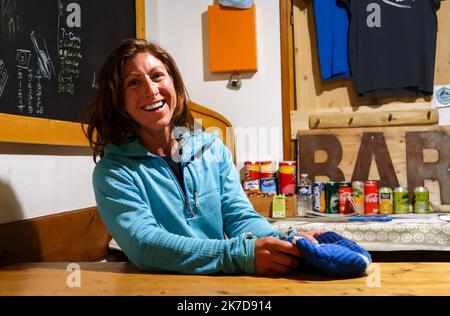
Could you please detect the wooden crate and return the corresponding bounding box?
[247,193,297,218]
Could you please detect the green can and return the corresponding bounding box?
[325,182,339,214]
[393,187,409,214]
[413,187,430,214]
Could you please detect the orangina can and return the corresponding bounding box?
[394,187,409,214]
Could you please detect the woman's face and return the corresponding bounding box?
[122,52,177,136]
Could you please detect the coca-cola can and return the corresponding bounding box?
[338,182,352,214]
[364,180,379,214]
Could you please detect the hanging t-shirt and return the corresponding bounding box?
[339,0,441,97]
[313,0,351,80]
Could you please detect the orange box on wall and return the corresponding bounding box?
[207,4,257,73]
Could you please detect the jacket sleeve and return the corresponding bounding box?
[215,140,280,239]
[93,161,256,274]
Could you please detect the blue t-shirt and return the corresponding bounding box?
[314,0,350,80]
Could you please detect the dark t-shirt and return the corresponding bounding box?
[162,155,185,195]
[339,0,440,97]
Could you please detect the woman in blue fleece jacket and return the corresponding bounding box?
[85,39,317,275]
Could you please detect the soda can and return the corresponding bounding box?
[313,182,326,213]
[325,182,339,214]
[364,180,379,214]
[352,181,365,214]
[379,187,393,214]
[393,187,409,214]
[413,187,430,214]
[244,161,260,181]
[278,161,296,196]
[338,182,352,214]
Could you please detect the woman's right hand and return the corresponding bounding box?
[254,236,301,275]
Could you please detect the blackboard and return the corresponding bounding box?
[0,0,145,145]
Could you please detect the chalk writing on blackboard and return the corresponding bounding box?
[1,0,138,124]
[57,1,82,95]
[0,59,9,98]
[1,0,20,41]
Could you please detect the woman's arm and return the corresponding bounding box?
[215,140,279,239]
[93,162,256,274]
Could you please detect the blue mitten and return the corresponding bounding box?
[288,231,371,277]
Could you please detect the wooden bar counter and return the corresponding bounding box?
[1,262,450,296]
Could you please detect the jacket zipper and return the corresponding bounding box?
[158,157,196,218]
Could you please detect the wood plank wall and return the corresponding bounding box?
[290,0,450,137]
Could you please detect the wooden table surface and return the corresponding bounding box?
[1,262,450,296]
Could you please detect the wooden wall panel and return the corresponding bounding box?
[297,125,450,212]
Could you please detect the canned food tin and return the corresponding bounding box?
[413,187,430,214]
[352,181,365,214]
[260,161,276,179]
[393,187,409,214]
[364,180,379,214]
[313,182,326,213]
[338,183,352,214]
[278,161,296,195]
[325,182,339,214]
[379,187,393,214]
[243,179,260,192]
[244,161,260,181]
[260,177,277,194]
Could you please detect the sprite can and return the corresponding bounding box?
[413,187,430,214]
[325,182,339,214]
[393,187,409,214]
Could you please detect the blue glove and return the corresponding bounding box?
[288,231,371,277]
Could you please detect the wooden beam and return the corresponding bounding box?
[280,0,294,160]
[309,109,439,129]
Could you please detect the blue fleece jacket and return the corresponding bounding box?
[93,130,278,274]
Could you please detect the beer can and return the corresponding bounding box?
[325,182,339,214]
[364,180,379,214]
[352,181,365,214]
[313,182,326,213]
[338,182,352,214]
[278,161,296,196]
[260,161,276,179]
[244,161,260,181]
[393,187,409,214]
[413,187,430,214]
[379,187,393,214]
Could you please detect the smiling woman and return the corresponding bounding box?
[82,39,321,276]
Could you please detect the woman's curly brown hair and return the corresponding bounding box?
[83,39,194,161]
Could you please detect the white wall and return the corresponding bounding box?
[0,0,283,224]
[146,0,283,170]
[0,144,96,224]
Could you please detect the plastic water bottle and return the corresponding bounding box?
[297,173,312,216]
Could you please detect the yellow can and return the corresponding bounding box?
[379,187,393,214]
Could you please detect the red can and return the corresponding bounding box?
[260,161,276,179]
[244,161,260,181]
[364,180,379,214]
[338,182,352,214]
[278,161,296,195]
